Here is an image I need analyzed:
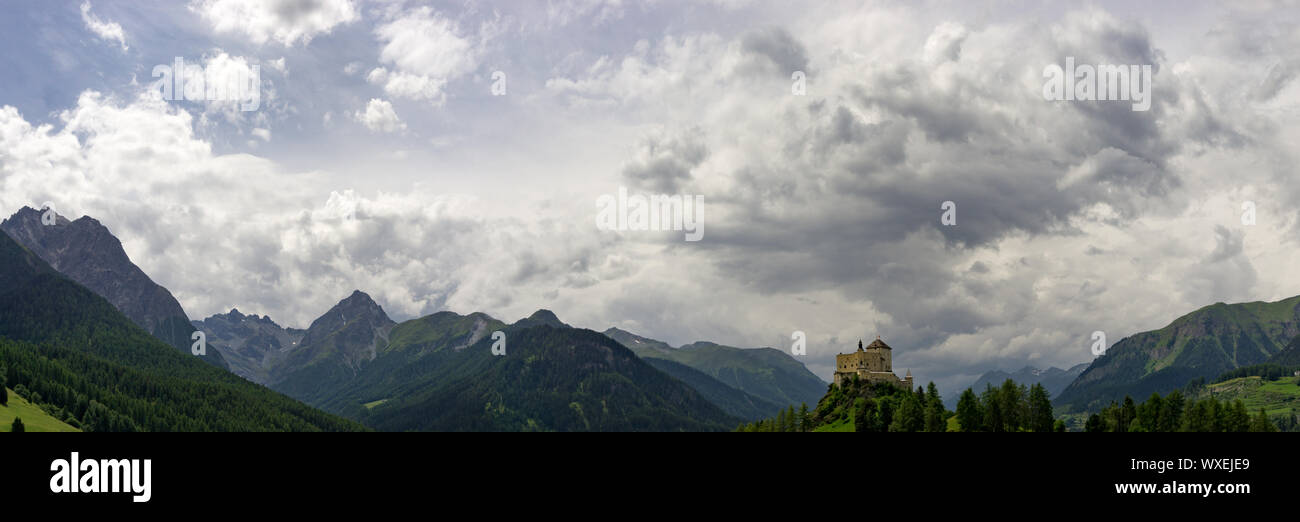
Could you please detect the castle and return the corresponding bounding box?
[833,336,913,391]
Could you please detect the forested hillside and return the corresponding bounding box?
[0,232,365,432]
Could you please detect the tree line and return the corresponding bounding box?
[955,380,1063,432]
[1082,391,1277,432]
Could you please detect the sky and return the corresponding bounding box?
[1,0,1298,393]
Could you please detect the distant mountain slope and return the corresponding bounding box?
[0,230,364,431]
[193,309,305,384]
[641,357,781,421]
[267,305,738,431]
[945,364,1087,409]
[1056,296,1300,413]
[603,328,827,409]
[269,290,395,400]
[1,207,226,368]
[306,309,507,414]
[362,324,738,431]
[1268,334,1300,366]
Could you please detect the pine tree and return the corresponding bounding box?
[924,401,945,432]
[797,403,810,432]
[1028,383,1054,432]
[11,417,24,432]
[1225,400,1251,432]
[1160,390,1185,432]
[0,385,7,407]
[877,397,895,430]
[1119,396,1137,433]
[956,389,983,432]
[1084,413,1103,432]
[1250,409,1277,432]
[854,398,878,433]
[776,408,787,433]
[890,395,924,432]
[784,405,797,432]
[1183,399,1214,432]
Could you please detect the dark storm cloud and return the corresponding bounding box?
[620,128,708,193]
[740,26,809,75]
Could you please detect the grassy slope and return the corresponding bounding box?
[1194,376,1300,418]
[1,388,79,432]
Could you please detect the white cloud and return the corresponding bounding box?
[80,1,128,51]
[353,98,405,133]
[367,7,480,105]
[0,91,614,329]
[6,1,1300,395]
[190,0,357,46]
[365,67,445,103]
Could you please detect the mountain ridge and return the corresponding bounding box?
[1056,295,1300,412]
[1,206,227,369]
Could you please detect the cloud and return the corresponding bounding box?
[620,127,708,193]
[5,1,1300,396]
[353,98,405,133]
[0,91,617,329]
[533,4,1300,392]
[80,1,128,51]
[190,0,357,46]
[739,27,808,75]
[367,6,480,105]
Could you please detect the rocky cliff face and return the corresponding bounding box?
[1,207,226,368]
[269,290,396,399]
[193,308,306,384]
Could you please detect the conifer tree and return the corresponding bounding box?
[1084,413,1103,432]
[956,389,983,432]
[924,401,945,432]
[1250,409,1277,432]
[1028,383,1054,432]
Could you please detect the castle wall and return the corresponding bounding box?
[832,342,910,390]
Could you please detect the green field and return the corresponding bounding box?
[1200,376,1300,417]
[0,388,79,432]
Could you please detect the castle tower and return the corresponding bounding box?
[832,336,909,389]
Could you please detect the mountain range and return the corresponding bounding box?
[1,207,227,368]
[943,364,1088,409]
[11,205,1297,429]
[0,225,364,431]
[3,207,825,430]
[1056,296,1300,412]
[191,308,305,384]
[602,327,826,415]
